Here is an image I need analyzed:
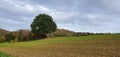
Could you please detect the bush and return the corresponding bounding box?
[5,33,15,42]
[0,36,6,43]
[11,30,33,42]
[17,30,32,41]
[0,52,13,57]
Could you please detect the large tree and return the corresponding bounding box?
[31,14,57,39]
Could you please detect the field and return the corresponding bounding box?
[0,34,120,57]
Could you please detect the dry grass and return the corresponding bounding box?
[0,34,120,57]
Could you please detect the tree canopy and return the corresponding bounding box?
[31,14,57,39]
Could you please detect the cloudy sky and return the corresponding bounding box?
[0,0,120,33]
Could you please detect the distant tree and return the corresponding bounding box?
[5,33,15,42]
[18,30,23,41]
[31,14,57,39]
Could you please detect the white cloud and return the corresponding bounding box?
[36,5,51,13]
[101,0,120,12]
[85,13,99,19]
[51,12,78,21]
[0,0,53,16]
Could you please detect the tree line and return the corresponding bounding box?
[0,28,111,42]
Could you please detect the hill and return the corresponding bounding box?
[0,28,9,36]
[52,29,76,37]
[0,34,120,57]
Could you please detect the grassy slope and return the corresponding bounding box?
[0,34,120,57]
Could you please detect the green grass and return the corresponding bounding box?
[0,34,120,57]
[0,52,13,57]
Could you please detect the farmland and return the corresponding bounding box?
[0,34,120,57]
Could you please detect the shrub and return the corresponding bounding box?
[0,36,6,43]
[0,52,13,57]
[5,33,15,42]
[11,29,33,41]
[17,30,32,41]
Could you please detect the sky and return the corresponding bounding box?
[0,0,120,33]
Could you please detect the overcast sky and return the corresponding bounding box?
[0,0,120,33]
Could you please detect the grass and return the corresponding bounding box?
[0,52,13,57]
[0,34,120,57]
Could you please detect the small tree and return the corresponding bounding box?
[31,14,57,39]
[5,33,15,42]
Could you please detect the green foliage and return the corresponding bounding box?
[0,36,6,43]
[5,33,15,42]
[76,32,111,36]
[31,14,57,39]
[0,52,13,57]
